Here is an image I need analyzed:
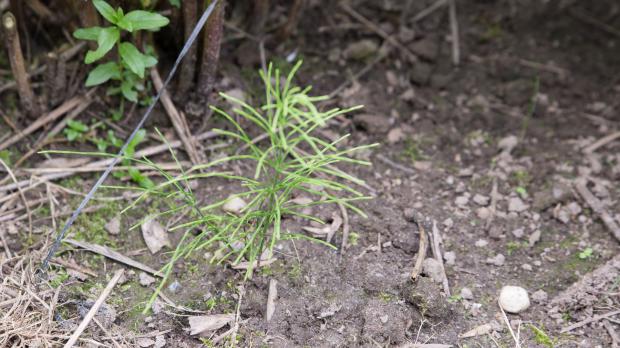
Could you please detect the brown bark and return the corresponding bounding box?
[277,0,303,41]
[176,0,198,99]
[197,0,224,107]
[45,51,67,107]
[252,0,270,34]
[2,12,40,119]
[74,0,100,50]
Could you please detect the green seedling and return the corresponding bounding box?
[578,247,593,260]
[447,294,463,303]
[529,324,556,348]
[0,150,11,165]
[73,0,168,104]
[125,61,377,312]
[63,120,89,141]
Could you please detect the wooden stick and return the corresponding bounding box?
[431,220,450,296]
[561,309,620,333]
[16,162,189,175]
[411,219,428,280]
[574,179,620,242]
[448,0,460,66]
[413,0,447,23]
[340,3,418,63]
[176,0,198,98]
[265,278,277,322]
[277,0,302,41]
[14,96,94,167]
[0,130,218,193]
[583,131,620,154]
[64,239,161,276]
[2,12,39,118]
[151,68,202,165]
[197,0,224,107]
[0,94,86,151]
[63,269,124,348]
[338,201,350,251]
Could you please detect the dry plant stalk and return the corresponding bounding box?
[197,0,224,106]
[2,12,40,119]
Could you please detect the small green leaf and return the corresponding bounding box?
[0,150,12,165]
[64,129,81,141]
[121,81,138,102]
[85,27,119,64]
[107,130,123,147]
[578,247,593,260]
[119,42,145,78]
[85,62,120,86]
[125,129,146,158]
[129,168,154,189]
[67,120,89,132]
[93,138,109,152]
[120,10,169,32]
[168,0,180,8]
[93,0,119,24]
[143,54,157,68]
[73,26,103,41]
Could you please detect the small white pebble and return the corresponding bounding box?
[499,285,530,314]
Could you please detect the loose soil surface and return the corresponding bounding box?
[2,1,620,347]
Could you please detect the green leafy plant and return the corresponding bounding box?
[122,62,376,311]
[73,0,168,103]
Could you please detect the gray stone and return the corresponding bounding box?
[411,62,433,85]
[531,289,548,304]
[353,114,390,134]
[423,258,444,283]
[460,287,474,300]
[343,39,379,60]
[508,197,529,213]
[486,253,505,266]
[409,37,439,61]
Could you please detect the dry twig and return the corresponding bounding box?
[265,278,277,322]
[574,179,620,242]
[0,130,218,193]
[561,309,620,333]
[583,131,620,154]
[0,94,86,151]
[339,3,417,63]
[431,220,450,296]
[411,219,428,280]
[2,11,39,118]
[151,68,202,165]
[64,239,161,276]
[63,269,124,348]
[448,0,460,66]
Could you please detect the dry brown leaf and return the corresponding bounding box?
[141,217,170,254]
[232,257,277,270]
[188,314,235,336]
[302,212,343,242]
[459,323,493,338]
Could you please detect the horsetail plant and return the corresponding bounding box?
[120,61,377,312]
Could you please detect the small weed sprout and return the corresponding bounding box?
[74,0,169,115]
[126,62,376,311]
